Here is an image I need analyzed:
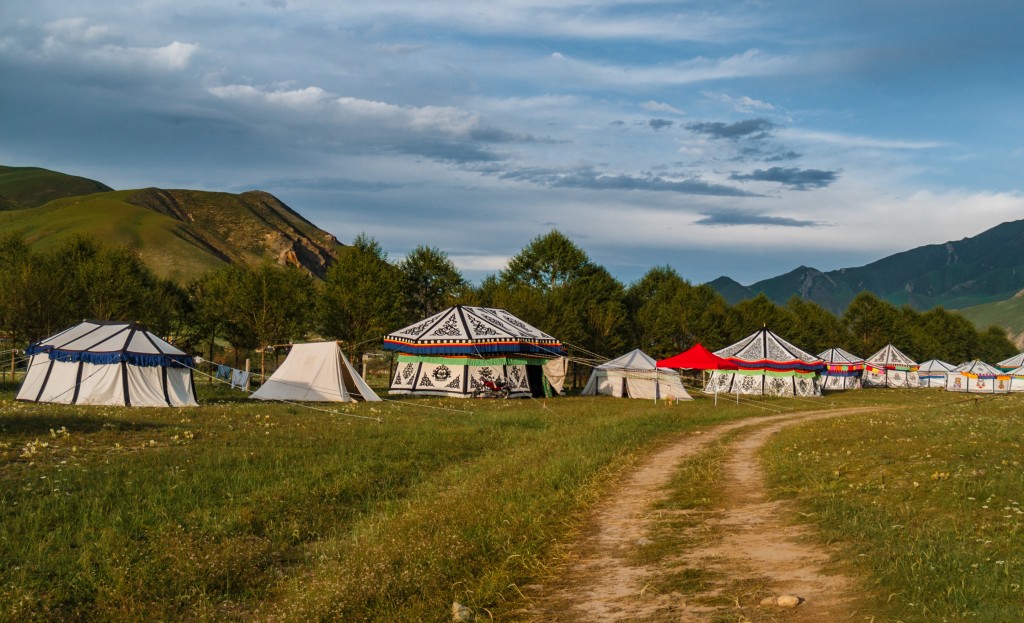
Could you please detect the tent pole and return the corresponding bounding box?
[261,348,265,384]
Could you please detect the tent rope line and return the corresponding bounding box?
[183,363,385,423]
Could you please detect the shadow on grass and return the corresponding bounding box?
[0,413,169,436]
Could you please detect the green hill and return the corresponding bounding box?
[0,168,343,282]
[957,293,1024,348]
[0,165,112,210]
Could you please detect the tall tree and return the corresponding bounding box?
[190,263,315,363]
[500,230,591,292]
[318,234,405,359]
[399,245,469,320]
[843,291,906,356]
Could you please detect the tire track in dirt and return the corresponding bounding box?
[517,407,873,622]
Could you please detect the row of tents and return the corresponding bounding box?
[12,307,1024,407]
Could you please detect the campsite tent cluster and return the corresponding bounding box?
[14,310,1024,407]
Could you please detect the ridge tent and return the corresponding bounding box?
[863,344,920,388]
[705,328,824,397]
[383,305,565,398]
[817,347,865,390]
[250,341,380,402]
[16,320,197,407]
[581,349,692,400]
[945,360,1011,394]
[996,352,1024,372]
[918,359,958,388]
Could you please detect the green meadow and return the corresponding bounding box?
[2,383,1024,622]
[763,389,1024,622]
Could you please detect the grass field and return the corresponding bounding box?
[4,383,1024,622]
[0,381,781,622]
[763,389,1024,622]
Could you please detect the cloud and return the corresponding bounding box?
[778,128,946,150]
[497,166,758,197]
[545,49,796,88]
[642,100,684,115]
[704,92,776,113]
[34,18,199,72]
[764,150,802,162]
[695,209,822,227]
[648,118,673,131]
[687,118,776,140]
[730,167,838,189]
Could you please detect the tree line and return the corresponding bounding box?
[0,230,1017,369]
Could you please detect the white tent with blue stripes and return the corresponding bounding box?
[16,320,198,407]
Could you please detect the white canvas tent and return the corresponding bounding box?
[817,347,864,390]
[863,344,919,388]
[996,352,1024,372]
[251,341,381,402]
[1006,366,1024,392]
[581,349,691,400]
[918,359,957,388]
[945,360,1011,394]
[17,320,197,407]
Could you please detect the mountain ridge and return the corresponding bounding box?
[708,219,1024,315]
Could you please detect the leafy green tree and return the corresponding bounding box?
[785,296,851,356]
[191,263,315,364]
[500,230,591,292]
[975,325,1018,363]
[626,266,695,358]
[319,234,405,359]
[842,291,906,356]
[732,294,796,339]
[399,245,469,320]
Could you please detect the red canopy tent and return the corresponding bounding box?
[657,344,738,370]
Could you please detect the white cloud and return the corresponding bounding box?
[641,100,684,115]
[705,92,775,113]
[208,83,482,136]
[780,128,946,150]
[544,49,798,88]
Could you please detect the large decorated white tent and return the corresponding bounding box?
[863,344,919,388]
[251,341,380,402]
[945,360,1011,394]
[817,347,864,390]
[705,328,824,397]
[383,305,565,398]
[996,352,1024,372]
[918,359,958,388]
[17,320,197,407]
[581,349,691,400]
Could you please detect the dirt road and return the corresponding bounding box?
[518,407,873,622]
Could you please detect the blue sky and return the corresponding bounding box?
[2,0,1023,285]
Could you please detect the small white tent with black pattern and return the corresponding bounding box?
[705,327,824,397]
[383,305,565,398]
[16,320,197,407]
[863,344,919,388]
[945,360,1011,394]
[581,349,692,400]
[817,347,865,390]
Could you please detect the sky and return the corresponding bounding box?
[2,0,1024,286]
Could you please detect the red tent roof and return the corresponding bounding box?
[657,344,739,370]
